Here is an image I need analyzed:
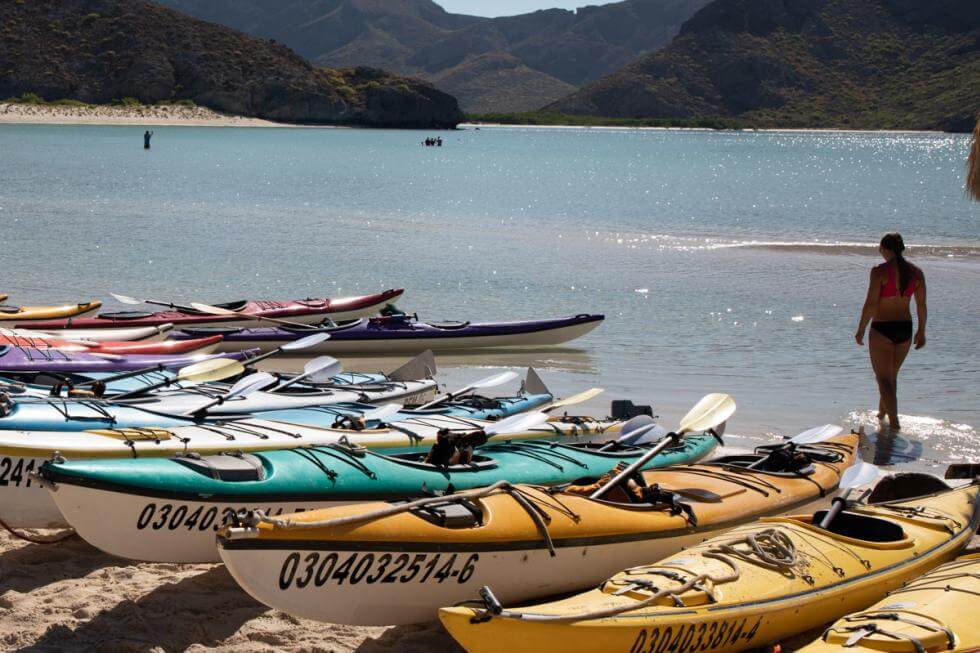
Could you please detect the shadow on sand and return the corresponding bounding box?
[0,533,120,595]
[17,566,266,652]
[356,622,463,653]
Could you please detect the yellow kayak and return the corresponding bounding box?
[439,476,980,653]
[798,552,980,652]
[217,433,858,625]
[0,293,7,304]
[0,300,102,322]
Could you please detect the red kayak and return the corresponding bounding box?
[0,333,225,356]
[20,289,404,330]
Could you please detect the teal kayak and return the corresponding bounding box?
[41,430,717,563]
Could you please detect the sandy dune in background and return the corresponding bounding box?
[0,103,287,127]
[0,531,462,651]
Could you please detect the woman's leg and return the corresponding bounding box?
[869,329,898,430]
[888,339,913,430]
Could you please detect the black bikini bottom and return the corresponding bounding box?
[871,320,912,344]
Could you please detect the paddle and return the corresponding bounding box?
[416,371,520,410]
[590,393,736,500]
[483,410,550,436]
[596,414,669,451]
[360,403,404,425]
[111,292,198,314]
[541,387,604,413]
[817,459,880,529]
[182,371,275,416]
[111,358,245,400]
[189,302,317,330]
[241,332,331,367]
[746,423,844,469]
[271,356,343,392]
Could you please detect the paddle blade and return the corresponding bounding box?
[466,370,520,392]
[840,459,880,489]
[224,372,275,400]
[280,332,330,351]
[789,424,844,446]
[304,356,343,383]
[111,293,143,305]
[190,302,237,316]
[361,403,403,424]
[484,411,549,436]
[678,393,736,435]
[616,415,667,446]
[544,387,604,412]
[177,358,244,384]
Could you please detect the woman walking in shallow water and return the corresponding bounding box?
[855,233,927,432]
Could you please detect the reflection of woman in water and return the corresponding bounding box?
[855,233,927,432]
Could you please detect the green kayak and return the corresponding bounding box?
[41,430,717,563]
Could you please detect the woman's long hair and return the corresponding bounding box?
[880,232,915,295]
[968,116,980,201]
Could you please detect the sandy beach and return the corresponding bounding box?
[0,529,462,651]
[0,103,287,128]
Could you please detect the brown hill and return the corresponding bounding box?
[0,0,463,127]
[547,0,980,131]
[155,0,711,112]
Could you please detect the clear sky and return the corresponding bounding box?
[436,1,617,17]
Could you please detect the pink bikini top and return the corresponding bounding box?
[881,263,917,298]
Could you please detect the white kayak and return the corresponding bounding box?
[7,323,174,343]
[127,376,438,416]
[1,414,622,529]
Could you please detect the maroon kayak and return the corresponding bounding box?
[20,289,404,330]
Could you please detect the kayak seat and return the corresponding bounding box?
[384,452,498,472]
[0,305,21,314]
[710,455,816,476]
[811,510,906,542]
[211,300,249,312]
[409,499,482,529]
[179,327,243,336]
[430,321,470,330]
[176,452,266,482]
[97,311,156,320]
[866,472,951,504]
[281,319,365,334]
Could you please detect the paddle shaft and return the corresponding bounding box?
[590,431,682,500]
[144,298,198,313]
[74,364,168,388]
[818,488,853,529]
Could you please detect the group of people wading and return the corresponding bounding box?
[422,137,443,147]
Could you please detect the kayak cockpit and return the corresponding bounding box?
[809,510,907,542]
[175,452,267,482]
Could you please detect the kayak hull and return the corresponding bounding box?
[0,333,222,356]
[0,347,256,373]
[215,436,859,625]
[0,415,622,529]
[44,432,712,563]
[0,301,102,322]
[176,314,604,353]
[438,483,980,653]
[20,290,403,330]
[13,324,174,342]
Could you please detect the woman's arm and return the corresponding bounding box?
[914,270,927,349]
[855,267,882,345]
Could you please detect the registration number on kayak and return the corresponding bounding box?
[0,457,37,488]
[135,503,302,532]
[629,617,762,653]
[278,551,479,589]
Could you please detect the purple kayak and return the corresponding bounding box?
[0,344,258,373]
[175,314,603,353]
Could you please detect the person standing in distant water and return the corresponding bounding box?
[144,130,153,149]
[855,233,927,432]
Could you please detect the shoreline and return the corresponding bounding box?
[0,102,291,128]
[460,122,950,134]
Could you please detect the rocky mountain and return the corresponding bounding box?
[155,0,711,113]
[0,0,463,127]
[548,0,980,131]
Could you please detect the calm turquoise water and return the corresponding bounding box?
[0,124,977,469]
